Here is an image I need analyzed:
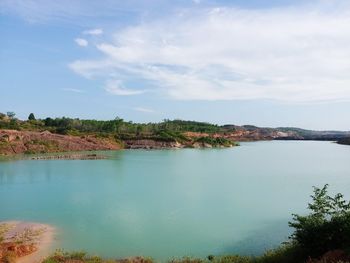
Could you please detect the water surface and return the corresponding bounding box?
[1,141,350,260]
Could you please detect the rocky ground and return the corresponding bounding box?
[0,129,235,155]
[0,221,55,263]
[0,130,122,155]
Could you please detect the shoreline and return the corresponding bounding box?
[1,139,346,161]
[0,221,56,263]
[0,141,238,159]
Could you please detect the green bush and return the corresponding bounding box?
[195,136,234,147]
[155,130,189,143]
[169,257,204,263]
[213,255,251,263]
[254,243,303,263]
[42,250,102,263]
[28,113,36,120]
[289,184,350,258]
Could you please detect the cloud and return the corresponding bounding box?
[62,88,85,93]
[70,1,350,102]
[83,28,103,35]
[75,38,88,47]
[133,107,155,113]
[104,80,145,96]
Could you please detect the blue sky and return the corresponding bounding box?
[1,0,350,130]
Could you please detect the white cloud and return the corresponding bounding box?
[62,88,85,93]
[104,80,145,96]
[83,28,103,35]
[70,1,350,102]
[133,107,155,113]
[75,38,88,47]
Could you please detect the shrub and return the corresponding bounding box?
[169,257,204,263]
[254,243,303,263]
[289,184,350,258]
[213,255,251,263]
[28,113,36,121]
[195,137,234,147]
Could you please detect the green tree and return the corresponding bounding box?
[289,184,350,258]
[28,113,36,120]
[6,112,15,119]
[114,116,124,133]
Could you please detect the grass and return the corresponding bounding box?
[41,244,304,263]
[42,250,153,263]
[155,130,190,143]
[24,139,60,154]
[43,241,350,263]
[42,250,98,263]
[194,136,236,147]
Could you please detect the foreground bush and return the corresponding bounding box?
[42,249,154,263]
[289,184,350,259]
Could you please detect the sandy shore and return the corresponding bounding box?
[0,221,55,263]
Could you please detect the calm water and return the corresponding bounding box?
[1,141,350,260]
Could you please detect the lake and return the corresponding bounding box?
[1,141,350,260]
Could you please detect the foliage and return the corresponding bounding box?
[0,113,6,120]
[211,255,251,263]
[164,247,302,263]
[0,118,20,130]
[0,112,238,148]
[6,112,15,119]
[195,136,235,147]
[28,113,36,120]
[155,130,190,143]
[43,249,153,263]
[160,120,222,133]
[338,137,350,145]
[169,257,204,263]
[253,243,303,263]
[43,250,99,263]
[289,184,350,258]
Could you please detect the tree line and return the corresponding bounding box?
[0,112,227,137]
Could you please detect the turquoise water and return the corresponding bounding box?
[1,141,350,260]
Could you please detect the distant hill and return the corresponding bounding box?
[1,112,349,155]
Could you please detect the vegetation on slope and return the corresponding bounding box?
[194,137,237,147]
[1,111,350,152]
[0,112,237,151]
[42,185,350,263]
[337,137,350,145]
[0,113,223,136]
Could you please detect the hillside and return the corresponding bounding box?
[0,129,122,155]
[0,112,349,155]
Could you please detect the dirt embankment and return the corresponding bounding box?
[0,221,55,263]
[0,129,122,155]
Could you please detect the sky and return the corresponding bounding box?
[1,0,350,130]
